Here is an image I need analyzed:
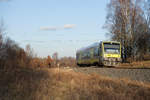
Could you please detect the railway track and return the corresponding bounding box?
[71,66,150,83]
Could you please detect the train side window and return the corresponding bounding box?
[94,47,99,56]
[87,51,90,58]
[86,51,90,59]
[81,53,84,59]
[83,53,86,59]
[76,53,78,60]
[85,52,87,59]
[83,52,88,59]
[78,53,81,60]
[90,48,94,57]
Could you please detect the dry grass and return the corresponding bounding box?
[58,57,77,67]
[0,67,49,100]
[119,60,150,69]
[1,67,150,100]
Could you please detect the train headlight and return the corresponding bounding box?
[104,57,108,61]
[117,58,121,61]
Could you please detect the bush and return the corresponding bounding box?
[58,57,77,67]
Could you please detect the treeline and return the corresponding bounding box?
[31,56,76,68]
[105,0,150,61]
[0,23,76,70]
[0,24,33,70]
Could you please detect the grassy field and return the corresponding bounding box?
[1,67,150,100]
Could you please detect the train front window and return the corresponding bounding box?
[104,43,120,54]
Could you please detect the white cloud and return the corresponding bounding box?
[40,26,59,31]
[40,24,76,31]
[64,24,76,29]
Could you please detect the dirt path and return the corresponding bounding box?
[71,66,150,83]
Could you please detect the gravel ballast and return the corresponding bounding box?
[72,67,150,83]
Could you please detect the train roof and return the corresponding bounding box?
[102,41,120,44]
[76,42,100,53]
[76,41,120,53]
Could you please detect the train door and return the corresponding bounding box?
[99,43,103,65]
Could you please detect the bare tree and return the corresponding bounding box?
[0,20,37,69]
[25,44,35,58]
[52,52,58,67]
[0,22,5,68]
[105,0,150,61]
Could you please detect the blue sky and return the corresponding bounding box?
[0,0,110,57]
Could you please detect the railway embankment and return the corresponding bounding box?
[72,66,150,83]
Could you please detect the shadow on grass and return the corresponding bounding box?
[0,67,50,100]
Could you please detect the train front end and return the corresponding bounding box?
[102,41,122,66]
